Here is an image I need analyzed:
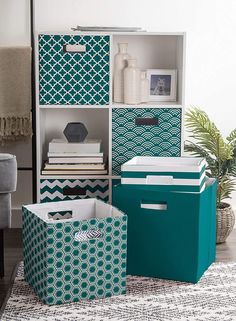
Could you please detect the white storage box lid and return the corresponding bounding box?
[121,156,206,192]
[121,156,206,173]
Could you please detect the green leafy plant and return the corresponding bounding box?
[185,107,236,206]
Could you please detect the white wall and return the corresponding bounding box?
[0,0,30,45]
[0,0,32,226]
[33,0,236,133]
[1,0,236,218]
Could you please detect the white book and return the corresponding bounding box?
[47,152,103,158]
[41,169,108,175]
[48,157,103,164]
[44,162,105,170]
[49,139,101,153]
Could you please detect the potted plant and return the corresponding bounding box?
[185,107,236,243]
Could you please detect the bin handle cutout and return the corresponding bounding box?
[146,175,173,185]
[63,187,86,196]
[48,210,73,220]
[74,229,103,242]
[63,44,86,53]
[141,202,167,211]
[135,117,159,126]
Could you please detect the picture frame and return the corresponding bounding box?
[146,69,177,102]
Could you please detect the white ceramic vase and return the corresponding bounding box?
[124,59,141,105]
[140,71,149,103]
[113,43,130,103]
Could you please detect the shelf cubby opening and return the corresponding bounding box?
[38,108,109,177]
[112,34,185,106]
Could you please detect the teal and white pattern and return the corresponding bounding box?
[40,179,109,203]
[38,34,110,105]
[48,211,73,220]
[120,156,206,192]
[22,199,127,305]
[2,262,236,321]
[121,176,206,193]
[112,108,182,175]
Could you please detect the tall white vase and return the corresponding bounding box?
[140,71,149,103]
[113,43,130,103]
[124,59,141,105]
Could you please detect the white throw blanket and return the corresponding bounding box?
[0,46,32,143]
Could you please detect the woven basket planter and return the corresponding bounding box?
[216,202,235,244]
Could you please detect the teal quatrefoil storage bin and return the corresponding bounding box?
[22,199,127,305]
[113,178,217,283]
[38,34,110,105]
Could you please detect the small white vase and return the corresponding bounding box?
[113,43,130,103]
[140,71,149,103]
[124,59,141,105]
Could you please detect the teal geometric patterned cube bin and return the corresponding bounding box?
[22,199,127,305]
[121,156,206,193]
[112,107,182,175]
[113,178,217,283]
[38,34,110,105]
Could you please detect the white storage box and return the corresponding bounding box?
[22,199,127,305]
[121,156,206,192]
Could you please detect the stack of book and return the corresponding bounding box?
[42,139,107,175]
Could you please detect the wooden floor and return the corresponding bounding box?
[0,229,236,309]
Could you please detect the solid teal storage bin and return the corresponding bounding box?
[113,179,217,283]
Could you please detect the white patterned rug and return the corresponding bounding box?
[1,262,236,321]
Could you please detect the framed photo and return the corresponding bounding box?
[146,69,177,102]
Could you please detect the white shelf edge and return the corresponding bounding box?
[38,105,110,109]
[38,103,183,109]
[35,31,186,37]
[39,175,121,180]
[112,102,183,108]
[40,175,112,179]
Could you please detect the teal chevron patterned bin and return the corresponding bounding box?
[22,199,127,305]
[113,178,217,283]
[121,156,206,193]
[40,179,109,203]
[112,107,182,175]
[38,34,110,105]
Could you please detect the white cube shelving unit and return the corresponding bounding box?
[35,31,186,203]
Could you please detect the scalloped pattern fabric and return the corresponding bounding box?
[112,108,182,175]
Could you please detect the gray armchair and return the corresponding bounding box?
[0,154,17,277]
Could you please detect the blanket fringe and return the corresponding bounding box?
[0,116,32,145]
